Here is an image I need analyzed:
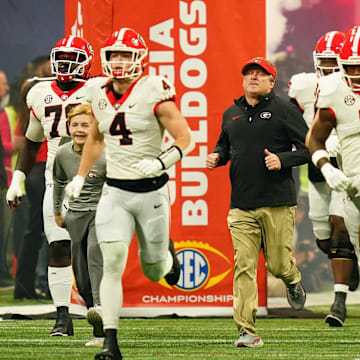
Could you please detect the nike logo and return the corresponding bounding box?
[154,203,162,209]
[128,103,136,109]
[76,96,85,99]
[232,115,243,120]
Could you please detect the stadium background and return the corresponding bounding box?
[0,0,359,316]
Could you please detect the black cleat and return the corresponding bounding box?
[164,238,181,286]
[95,334,122,360]
[50,306,74,336]
[349,255,359,291]
[325,292,346,327]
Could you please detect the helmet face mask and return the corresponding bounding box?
[313,31,344,77]
[101,28,148,80]
[51,36,93,82]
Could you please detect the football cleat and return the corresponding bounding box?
[164,239,181,286]
[325,292,346,327]
[95,336,122,360]
[87,306,105,338]
[50,307,74,336]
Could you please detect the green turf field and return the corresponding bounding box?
[1,288,360,360]
[1,312,360,360]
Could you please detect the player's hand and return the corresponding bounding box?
[6,170,26,209]
[131,159,162,176]
[325,134,341,157]
[320,162,351,192]
[55,214,65,228]
[65,175,85,199]
[206,153,220,170]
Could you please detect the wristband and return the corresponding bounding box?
[157,145,182,170]
[312,149,329,167]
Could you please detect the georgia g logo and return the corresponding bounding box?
[260,111,272,120]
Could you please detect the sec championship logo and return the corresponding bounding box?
[158,240,232,291]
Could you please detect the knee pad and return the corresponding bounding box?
[316,238,331,255]
[100,242,128,274]
[49,240,71,265]
[311,219,331,240]
[329,232,355,260]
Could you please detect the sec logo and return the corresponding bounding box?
[158,240,232,291]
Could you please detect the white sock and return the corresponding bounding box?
[334,283,349,293]
[48,266,73,308]
[100,242,128,329]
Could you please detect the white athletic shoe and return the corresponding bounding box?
[85,336,105,347]
[234,331,264,348]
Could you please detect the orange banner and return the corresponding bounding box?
[65,0,266,313]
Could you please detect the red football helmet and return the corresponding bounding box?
[101,28,148,79]
[50,36,94,82]
[313,31,344,76]
[338,26,360,90]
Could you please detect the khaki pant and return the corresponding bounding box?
[228,206,301,336]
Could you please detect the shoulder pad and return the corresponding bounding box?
[288,72,317,93]
[317,72,341,97]
[26,81,51,108]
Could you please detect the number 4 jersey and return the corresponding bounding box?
[26,80,88,184]
[85,75,176,180]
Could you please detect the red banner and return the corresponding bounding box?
[65,0,266,315]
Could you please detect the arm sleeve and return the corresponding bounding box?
[277,100,311,168]
[52,153,67,216]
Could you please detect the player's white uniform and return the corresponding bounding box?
[317,71,360,253]
[288,72,344,240]
[85,75,175,263]
[26,80,88,243]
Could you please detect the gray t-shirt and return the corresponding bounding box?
[53,142,106,215]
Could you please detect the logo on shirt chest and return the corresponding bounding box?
[44,95,53,104]
[98,99,107,110]
[344,95,355,106]
[259,111,272,120]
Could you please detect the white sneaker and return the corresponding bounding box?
[234,331,264,348]
[85,336,105,347]
[86,306,105,338]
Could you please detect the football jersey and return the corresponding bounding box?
[85,75,176,180]
[288,72,318,127]
[26,80,88,184]
[317,71,360,178]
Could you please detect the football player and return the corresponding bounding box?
[306,26,360,326]
[6,35,94,336]
[288,31,359,327]
[65,28,194,360]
